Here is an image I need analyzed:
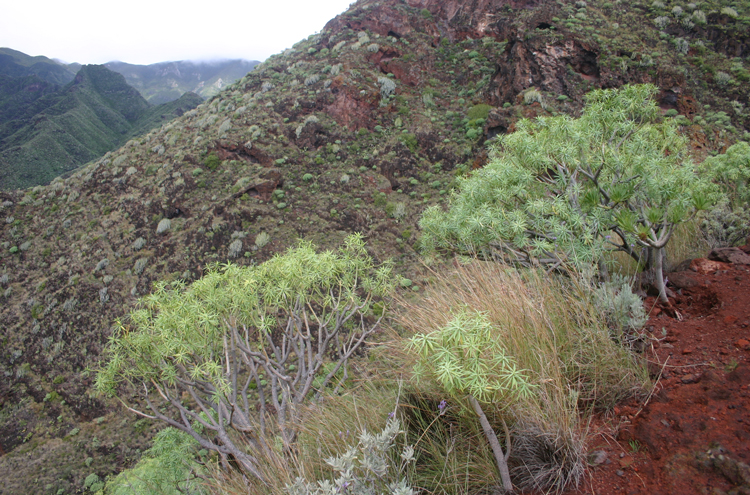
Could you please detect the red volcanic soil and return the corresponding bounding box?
[574,252,750,495]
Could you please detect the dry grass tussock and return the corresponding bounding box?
[608,218,713,276]
[206,261,649,495]
[396,260,650,492]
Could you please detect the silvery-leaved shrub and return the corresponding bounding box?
[699,205,750,249]
[132,237,147,250]
[378,77,396,99]
[228,239,243,258]
[156,218,171,234]
[133,258,149,275]
[285,418,415,495]
[94,258,109,272]
[255,232,270,248]
[593,275,647,337]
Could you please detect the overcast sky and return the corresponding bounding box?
[0,0,355,65]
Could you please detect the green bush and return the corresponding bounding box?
[701,141,750,209]
[399,133,418,152]
[399,263,643,492]
[97,235,397,482]
[83,473,102,492]
[102,427,206,495]
[420,85,717,302]
[204,152,221,171]
[467,104,492,121]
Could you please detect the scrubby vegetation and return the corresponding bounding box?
[1,0,749,493]
[420,84,719,302]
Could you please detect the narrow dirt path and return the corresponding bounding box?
[578,252,750,495]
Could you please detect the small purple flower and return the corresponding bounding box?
[438,399,447,413]
[388,411,395,419]
[605,235,611,239]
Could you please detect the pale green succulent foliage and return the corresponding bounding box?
[99,427,205,495]
[285,418,415,495]
[410,310,534,403]
[96,234,396,479]
[420,85,716,298]
[409,310,533,491]
[700,141,750,209]
[698,141,750,248]
[700,205,750,249]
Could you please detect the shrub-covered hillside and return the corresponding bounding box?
[0,0,748,492]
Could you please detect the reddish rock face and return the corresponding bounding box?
[233,169,283,202]
[405,0,543,39]
[212,140,273,167]
[690,258,732,274]
[709,248,750,266]
[323,0,689,119]
[325,83,379,131]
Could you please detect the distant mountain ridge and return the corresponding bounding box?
[0,48,259,104]
[0,47,78,86]
[105,59,260,104]
[0,64,202,189]
[0,49,259,190]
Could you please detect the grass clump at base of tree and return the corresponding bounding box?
[189,260,648,495]
[396,260,649,493]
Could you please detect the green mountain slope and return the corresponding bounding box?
[0,47,77,86]
[0,65,202,190]
[0,74,61,126]
[0,0,748,493]
[105,59,260,104]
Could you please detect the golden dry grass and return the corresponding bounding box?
[207,260,650,494]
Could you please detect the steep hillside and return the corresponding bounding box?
[105,59,261,104]
[0,74,60,124]
[0,65,201,190]
[0,48,77,86]
[0,0,748,493]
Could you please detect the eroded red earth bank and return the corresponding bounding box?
[577,249,750,495]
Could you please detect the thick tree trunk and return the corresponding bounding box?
[216,429,266,482]
[638,246,668,303]
[468,395,514,493]
[652,246,668,303]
